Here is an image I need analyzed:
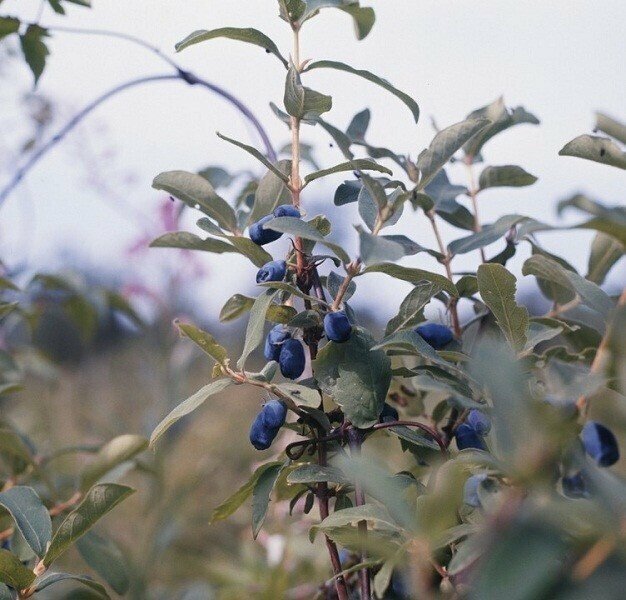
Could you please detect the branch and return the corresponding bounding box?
[1,25,278,207]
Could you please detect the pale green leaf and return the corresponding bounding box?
[176,320,228,365]
[216,133,289,182]
[478,165,537,191]
[76,531,129,595]
[238,289,279,369]
[358,263,458,296]
[304,158,391,184]
[559,134,626,170]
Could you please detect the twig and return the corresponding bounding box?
[1,26,278,207]
[463,157,486,263]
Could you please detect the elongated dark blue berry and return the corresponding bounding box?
[249,214,283,246]
[561,471,588,499]
[264,325,291,362]
[249,412,275,450]
[279,338,306,379]
[455,423,487,451]
[273,204,301,218]
[581,421,619,467]
[415,323,453,349]
[256,260,287,284]
[467,409,491,435]
[324,311,352,343]
[261,399,287,429]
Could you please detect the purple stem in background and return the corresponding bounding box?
[0,25,277,208]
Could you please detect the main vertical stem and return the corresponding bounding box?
[290,24,348,600]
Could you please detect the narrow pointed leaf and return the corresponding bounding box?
[238,289,280,369]
[176,321,228,365]
[43,484,135,567]
[304,159,391,184]
[152,171,238,232]
[216,133,289,182]
[32,572,109,598]
[252,463,284,538]
[150,232,237,254]
[0,549,35,589]
[175,27,288,67]
[0,487,51,558]
[359,263,458,296]
[478,165,537,191]
[477,264,529,351]
[76,531,129,595]
[559,135,626,170]
[304,60,420,123]
[150,379,232,447]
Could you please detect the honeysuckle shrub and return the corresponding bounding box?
[1,1,625,599]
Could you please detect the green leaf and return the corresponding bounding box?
[448,214,527,256]
[0,487,51,558]
[0,584,11,600]
[263,216,350,263]
[304,158,391,184]
[346,108,371,140]
[79,435,148,492]
[152,170,238,232]
[20,25,49,85]
[416,118,491,188]
[388,425,440,451]
[219,294,254,322]
[252,462,283,538]
[310,504,400,542]
[150,231,237,254]
[149,379,232,447]
[478,165,537,191]
[327,271,356,302]
[216,132,289,182]
[385,281,442,335]
[284,65,332,120]
[357,227,405,266]
[0,17,19,40]
[176,321,228,365]
[463,97,540,160]
[559,134,626,170]
[0,428,34,465]
[250,161,291,223]
[273,382,321,408]
[372,329,449,368]
[258,281,330,308]
[209,462,282,525]
[238,289,279,369]
[0,548,35,589]
[586,232,624,285]
[471,524,566,600]
[359,263,458,297]
[175,27,288,67]
[226,235,274,268]
[317,117,354,158]
[76,531,129,595]
[304,60,420,123]
[32,572,109,598]
[477,264,529,352]
[595,112,626,145]
[522,254,614,319]
[313,327,391,428]
[43,484,135,567]
[287,464,349,485]
[338,4,375,40]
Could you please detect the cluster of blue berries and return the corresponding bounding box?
[455,409,491,451]
[562,420,620,498]
[249,399,287,450]
[249,204,301,246]
[265,325,306,379]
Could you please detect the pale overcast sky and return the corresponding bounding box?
[1,0,624,320]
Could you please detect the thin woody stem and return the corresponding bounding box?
[464,157,487,263]
[426,210,462,338]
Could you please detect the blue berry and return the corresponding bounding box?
[261,399,287,429]
[561,471,588,499]
[324,311,352,343]
[455,423,487,451]
[415,323,453,349]
[380,403,399,423]
[463,473,488,507]
[273,204,301,218]
[249,214,283,246]
[581,421,619,467]
[256,260,287,284]
[467,409,491,436]
[279,338,306,379]
[264,325,291,362]
[249,412,276,450]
